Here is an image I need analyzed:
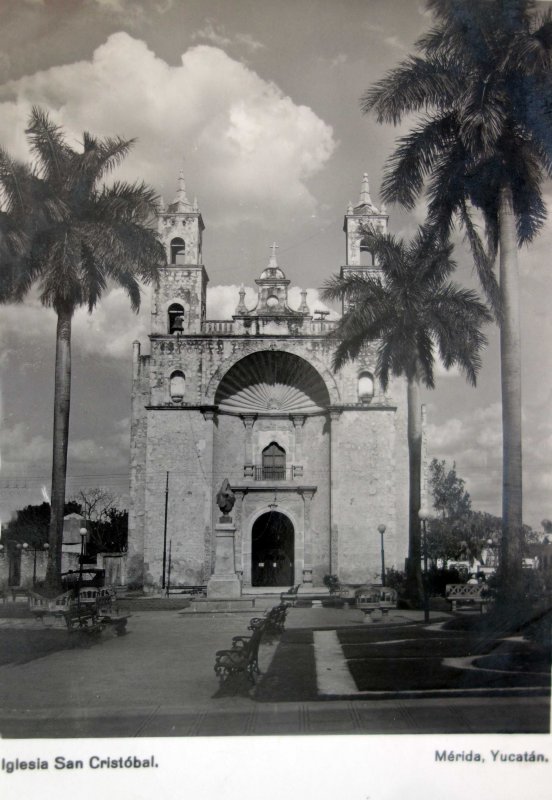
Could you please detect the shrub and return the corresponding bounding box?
[323,574,340,594]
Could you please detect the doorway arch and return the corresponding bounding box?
[251,511,294,587]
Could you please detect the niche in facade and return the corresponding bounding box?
[358,371,374,404]
[169,370,186,403]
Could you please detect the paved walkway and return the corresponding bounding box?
[0,604,549,737]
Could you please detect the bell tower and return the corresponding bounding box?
[340,174,388,314]
[151,171,208,335]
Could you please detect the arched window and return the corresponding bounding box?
[262,442,286,480]
[358,372,374,404]
[170,237,186,265]
[169,370,186,403]
[359,237,374,267]
[168,303,184,334]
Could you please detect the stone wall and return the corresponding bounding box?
[142,408,214,589]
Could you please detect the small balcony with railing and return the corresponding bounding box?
[243,464,304,482]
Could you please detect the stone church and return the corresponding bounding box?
[127,174,413,592]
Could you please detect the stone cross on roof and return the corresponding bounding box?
[268,241,279,267]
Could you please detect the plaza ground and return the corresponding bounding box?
[0,598,549,738]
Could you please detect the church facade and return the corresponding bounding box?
[127,174,414,591]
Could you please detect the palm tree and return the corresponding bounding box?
[0,107,166,591]
[323,225,491,603]
[362,0,552,600]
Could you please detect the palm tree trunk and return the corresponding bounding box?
[406,375,424,604]
[497,183,523,600]
[44,307,72,592]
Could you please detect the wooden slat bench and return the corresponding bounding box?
[446,583,491,613]
[355,586,397,619]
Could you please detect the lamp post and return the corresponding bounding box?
[418,507,430,623]
[77,527,87,614]
[378,524,386,586]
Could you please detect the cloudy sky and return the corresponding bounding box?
[0,0,551,529]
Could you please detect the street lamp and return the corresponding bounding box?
[77,528,87,614]
[378,524,386,586]
[418,507,431,623]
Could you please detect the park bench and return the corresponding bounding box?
[265,601,291,635]
[249,601,291,638]
[355,586,397,619]
[279,584,300,605]
[446,583,491,614]
[166,584,207,597]
[214,617,267,684]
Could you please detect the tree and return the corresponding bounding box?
[429,458,471,519]
[3,500,83,547]
[362,0,552,601]
[69,488,127,554]
[92,508,128,554]
[0,108,166,591]
[323,225,491,603]
[72,488,119,525]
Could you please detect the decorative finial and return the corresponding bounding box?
[359,172,372,207]
[268,242,279,268]
[235,283,248,314]
[193,196,199,212]
[299,288,309,315]
[347,200,354,215]
[174,169,191,210]
[381,201,387,214]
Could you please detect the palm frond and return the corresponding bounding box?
[361,55,461,125]
[25,107,70,185]
[380,113,457,208]
[457,201,501,318]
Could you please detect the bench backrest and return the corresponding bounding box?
[445,583,485,599]
[247,620,266,659]
[355,586,397,605]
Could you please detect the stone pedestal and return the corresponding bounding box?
[207,518,242,599]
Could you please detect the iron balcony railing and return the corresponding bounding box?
[243,465,304,481]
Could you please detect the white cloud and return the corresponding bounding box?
[191,20,232,48]
[329,54,348,69]
[191,20,264,52]
[0,34,335,229]
[0,287,150,361]
[384,35,409,52]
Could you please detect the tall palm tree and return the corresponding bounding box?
[323,225,491,603]
[362,0,552,599]
[0,107,166,591]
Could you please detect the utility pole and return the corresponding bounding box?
[162,471,169,589]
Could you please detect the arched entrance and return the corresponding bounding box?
[251,511,294,587]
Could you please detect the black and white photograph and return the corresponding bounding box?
[0,1,550,798]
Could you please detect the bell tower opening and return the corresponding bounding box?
[251,511,294,587]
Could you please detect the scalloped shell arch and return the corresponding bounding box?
[215,351,330,414]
